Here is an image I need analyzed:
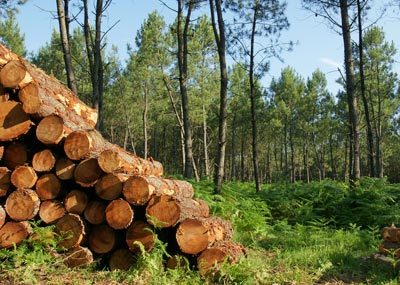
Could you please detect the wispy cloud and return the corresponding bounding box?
[320,57,342,69]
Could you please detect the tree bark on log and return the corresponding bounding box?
[197,241,247,276]
[146,195,209,228]
[5,188,40,221]
[176,216,233,255]
[0,101,32,141]
[122,176,194,206]
[96,147,162,177]
[0,43,98,129]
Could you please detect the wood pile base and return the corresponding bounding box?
[0,42,246,276]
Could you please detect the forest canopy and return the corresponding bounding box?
[2,0,400,189]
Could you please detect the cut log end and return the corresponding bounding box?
[64,190,88,215]
[63,131,92,161]
[5,188,40,221]
[3,142,27,170]
[55,213,85,250]
[97,149,121,173]
[32,149,56,172]
[63,246,93,268]
[0,101,32,141]
[0,60,32,89]
[10,165,38,189]
[176,219,209,255]
[95,173,126,201]
[39,200,66,224]
[105,199,134,230]
[0,221,31,248]
[36,115,65,145]
[126,220,155,253]
[74,158,103,187]
[36,173,62,200]
[109,248,135,271]
[84,200,106,225]
[55,157,76,180]
[123,175,155,206]
[146,195,180,228]
[88,224,116,254]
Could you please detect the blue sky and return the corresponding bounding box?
[15,0,400,95]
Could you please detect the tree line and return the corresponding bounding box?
[1,0,400,192]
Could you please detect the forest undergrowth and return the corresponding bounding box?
[1,177,400,284]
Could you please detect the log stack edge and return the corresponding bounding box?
[0,43,246,275]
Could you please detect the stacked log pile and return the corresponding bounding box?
[0,43,246,275]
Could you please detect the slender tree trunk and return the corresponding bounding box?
[344,138,349,182]
[230,108,237,181]
[202,105,210,177]
[329,135,337,180]
[357,0,375,177]
[289,127,295,183]
[266,143,271,183]
[303,144,310,183]
[177,0,194,179]
[240,136,245,182]
[340,0,360,185]
[143,84,148,159]
[249,7,261,192]
[311,132,322,181]
[56,0,78,95]
[83,0,105,132]
[210,0,228,193]
[283,124,289,178]
[376,69,384,178]
[160,64,186,173]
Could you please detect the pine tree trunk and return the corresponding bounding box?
[340,0,360,184]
